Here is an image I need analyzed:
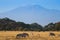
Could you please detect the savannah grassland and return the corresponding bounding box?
[0,31,60,40]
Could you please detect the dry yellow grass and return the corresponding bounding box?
[0,31,60,40]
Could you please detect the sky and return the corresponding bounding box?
[0,0,60,13]
[0,0,60,26]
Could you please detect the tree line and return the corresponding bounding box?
[0,17,60,31]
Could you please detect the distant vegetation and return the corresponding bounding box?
[0,17,60,31]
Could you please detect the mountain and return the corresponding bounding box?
[0,5,60,26]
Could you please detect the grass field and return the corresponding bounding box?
[0,31,60,40]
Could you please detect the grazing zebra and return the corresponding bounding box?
[16,33,29,39]
[49,33,55,36]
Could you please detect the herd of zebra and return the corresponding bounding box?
[16,32,60,39]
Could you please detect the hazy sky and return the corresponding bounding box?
[0,0,60,13]
[0,0,60,26]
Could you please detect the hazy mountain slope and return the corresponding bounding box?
[0,5,60,25]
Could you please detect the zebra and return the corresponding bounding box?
[49,33,55,36]
[16,33,29,39]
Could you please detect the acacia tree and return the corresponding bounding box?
[55,22,60,31]
[30,23,43,31]
[44,23,55,31]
